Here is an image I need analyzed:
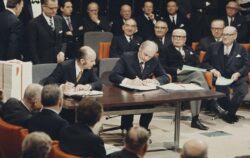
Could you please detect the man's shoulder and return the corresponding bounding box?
[3,98,22,109]
[121,52,137,59]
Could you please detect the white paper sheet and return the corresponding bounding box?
[158,83,204,91]
[64,90,103,96]
[119,83,157,91]
[215,77,234,86]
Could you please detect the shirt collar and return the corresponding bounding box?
[138,53,144,64]
[169,14,177,19]
[224,43,233,54]
[124,34,133,41]
[43,107,59,114]
[144,14,150,20]
[43,12,54,23]
[21,100,31,112]
[6,8,16,15]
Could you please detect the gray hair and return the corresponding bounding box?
[23,84,43,103]
[21,132,52,158]
[140,40,159,53]
[124,126,150,151]
[41,84,62,107]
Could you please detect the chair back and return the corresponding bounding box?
[240,43,250,52]
[0,119,28,158]
[84,32,113,57]
[47,141,81,158]
[32,63,57,84]
[98,42,111,59]
[99,58,119,77]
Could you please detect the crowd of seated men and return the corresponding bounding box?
[0,0,250,157]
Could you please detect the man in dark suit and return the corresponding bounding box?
[197,19,225,53]
[0,0,24,60]
[149,20,172,58]
[160,29,226,130]
[27,84,69,140]
[163,0,191,45]
[43,46,102,91]
[222,1,248,43]
[82,2,110,32]
[1,84,42,127]
[109,40,170,131]
[202,26,249,123]
[60,98,106,158]
[109,126,150,158]
[110,18,142,58]
[60,0,83,59]
[0,1,5,12]
[135,0,162,40]
[111,4,132,36]
[27,0,67,64]
[190,0,217,42]
[176,0,192,19]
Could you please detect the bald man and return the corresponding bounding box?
[203,26,249,124]
[159,28,225,130]
[111,4,133,36]
[180,139,208,158]
[110,40,170,131]
[110,18,142,58]
[82,2,110,32]
[222,1,248,43]
[43,46,102,91]
[109,126,150,158]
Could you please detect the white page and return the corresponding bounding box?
[64,90,103,96]
[181,65,207,72]
[159,83,204,91]
[119,83,157,91]
[104,144,121,155]
[215,77,234,86]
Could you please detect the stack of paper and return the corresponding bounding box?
[215,77,234,86]
[64,90,103,96]
[119,83,157,91]
[0,60,32,101]
[158,83,204,91]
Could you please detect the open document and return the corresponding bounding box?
[105,144,121,155]
[119,83,157,91]
[64,90,103,96]
[158,83,204,91]
[215,77,234,86]
[178,65,207,74]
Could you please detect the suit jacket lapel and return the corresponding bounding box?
[40,15,54,37]
[26,0,33,18]
[226,43,237,66]
[134,54,142,78]
[69,60,77,83]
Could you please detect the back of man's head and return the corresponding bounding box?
[23,84,43,110]
[77,98,103,127]
[41,84,62,107]
[7,0,22,8]
[124,126,150,156]
[181,139,208,158]
[21,132,52,158]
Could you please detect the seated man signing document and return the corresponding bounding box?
[43,46,102,91]
[109,40,170,131]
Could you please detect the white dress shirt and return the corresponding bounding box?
[224,44,233,55]
[31,0,42,18]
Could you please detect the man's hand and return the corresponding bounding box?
[186,13,191,19]
[61,81,75,92]
[142,79,159,86]
[148,13,155,20]
[210,69,221,78]
[90,14,100,24]
[57,52,65,63]
[66,31,73,36]
[231,72,241,81]
[75,84,91,91]
[126,77,144,86]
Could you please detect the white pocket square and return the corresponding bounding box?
[235,54,241,58]
[190,51,193,55]
[237,24,241,27]
[180,24,184,27]
[59,30,63,34]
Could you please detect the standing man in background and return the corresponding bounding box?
[0,0,24,60]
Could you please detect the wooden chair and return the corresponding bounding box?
[0,119,28,158]
[98,42,111,59]
[241,43,250,52]
[48,141,81,158]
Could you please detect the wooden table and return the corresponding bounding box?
[64,85,225,150]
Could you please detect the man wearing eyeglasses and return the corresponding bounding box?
[109,40,170,132]
[148,20,172,57]
[27,0,67,64]
[109,18,142,58]
[160,28,219,130]
[197,19,225,53]
[222,0,248,43]
[202,26,249,124]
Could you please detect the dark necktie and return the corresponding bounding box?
[159,38,163,45]
[49,17,55,31]
[172,16,175,25]
[129,37,133,42]
[66,17,73,31]
[139,62,144,74]
[31,0,40,4]
[229,17,234,26]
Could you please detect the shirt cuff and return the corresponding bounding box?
[121,78,129,85]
